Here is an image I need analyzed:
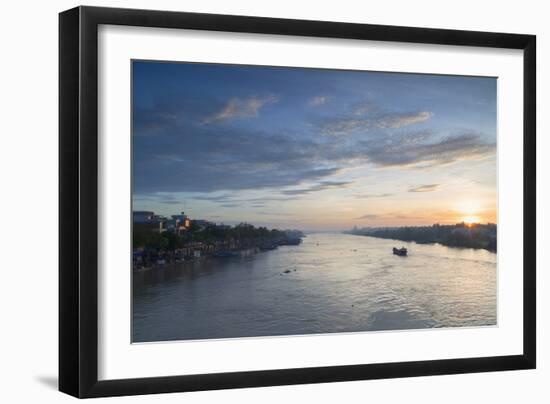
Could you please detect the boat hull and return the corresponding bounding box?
[392,247,408,256]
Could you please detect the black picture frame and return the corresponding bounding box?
[59,5,536,398]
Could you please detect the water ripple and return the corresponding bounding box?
[133,233,496,342]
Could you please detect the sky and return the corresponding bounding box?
[132,60,497,231]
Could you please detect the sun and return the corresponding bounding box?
[463,216,481,226]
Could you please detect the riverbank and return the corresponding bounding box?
[133,248,257,273]
[345,222,497,252]
[133,236,303,272]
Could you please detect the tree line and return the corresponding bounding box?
[133,222,302,252]
[346,223,497,252]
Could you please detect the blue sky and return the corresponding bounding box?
[132,60,497,230]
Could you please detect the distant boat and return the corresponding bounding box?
[393,247,408,256]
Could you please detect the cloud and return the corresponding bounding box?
[133,119,341,193]
[133,123,494,195]
[256,211,294,216]
[133,94,493,196]
[281,181,353,196]
[408,184,440,193]
[133,192,185,206]
[188,194,298,205]
[191,194,235,203]
[319,118,370,136]
[309,96,330,106]
[160,200,184,205]
[202,95,277,123]
[352,101,373,116]
[133,101,204,137]
[319,111,433,136]
[354,212,431,221]
[243,196,300,203]
[354,193,393,199]
[375,111,433,129]
[359,131,494,168]
[134,191,301,213]
[355,214,379,220]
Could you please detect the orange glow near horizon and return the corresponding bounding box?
[463,216,481,226]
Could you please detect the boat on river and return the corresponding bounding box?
[392,247,408,256]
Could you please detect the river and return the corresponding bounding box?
[132,232,497,342]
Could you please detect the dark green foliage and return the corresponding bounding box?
[133,226,167,250]
[133,221,302,252]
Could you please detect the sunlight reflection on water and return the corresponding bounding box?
[132,233,496,342]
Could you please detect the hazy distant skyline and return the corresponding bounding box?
[132,61,496,231]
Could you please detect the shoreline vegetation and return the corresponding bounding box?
[344,222,497,252]
[133,220,304,271]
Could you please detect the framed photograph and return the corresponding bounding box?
[59,6,536,398]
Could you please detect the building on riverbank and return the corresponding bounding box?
[166,212,191,235]
[132,210,305,271]
[133,210,197,235]
[133,211,166,233]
